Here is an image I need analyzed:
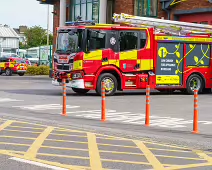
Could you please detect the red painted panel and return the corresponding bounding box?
[178,12,212,25]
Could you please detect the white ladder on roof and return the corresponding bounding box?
[112,13,212,35]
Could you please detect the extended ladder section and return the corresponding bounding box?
[113,13,212,36]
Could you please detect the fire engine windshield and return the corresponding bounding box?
[56,29,83,54]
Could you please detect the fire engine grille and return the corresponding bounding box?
[57,64,70,71]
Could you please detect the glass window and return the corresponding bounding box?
[72,0,99,22]
[87,3,92,20]
[119,31,138,51]
[134,0,158,17]
[87,30,106,50]
[140,31,147,49]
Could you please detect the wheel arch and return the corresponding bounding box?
[95,65,122,90]
[186,72,206,88]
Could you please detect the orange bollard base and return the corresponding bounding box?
[61,113,67,116]
[192,130,199,134]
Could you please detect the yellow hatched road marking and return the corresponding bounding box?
[99,150,205,161]
[87,132,103,170]
[193,150,212,163]
[0,149,89,170]
[9,125,45,130]
[41,145,88,152]
[37,153,89,160]
[24,126,54,159]
[0,135,35,140]
[134,140,165,170]
[0,120,13,131]
[0,142,30,146]
[50,132,87,138]
[45,138,88,144]
[165,162,212,170]
[3,129,41,134]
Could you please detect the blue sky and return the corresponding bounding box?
[0,0,54,31]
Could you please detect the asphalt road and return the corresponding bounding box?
[0,76,212,170]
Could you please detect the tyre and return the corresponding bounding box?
[72,88,90,94]
[18,72,25,76]
[96,73,118,96]
[186,74,203,94]
[5,68,12,76]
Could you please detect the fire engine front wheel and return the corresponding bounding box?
[72,88,90,94]
[96,73,118,96]
[186,74,203,94]
[5,68,12,76]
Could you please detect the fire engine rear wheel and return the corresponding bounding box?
[186,74,203,94]
[5,68,12,76]
[96,73,117,96]
[72,88,90,94]
[18,73,25,76]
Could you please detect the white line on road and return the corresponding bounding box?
[69,110,212,128]
[0,98,23,102]
[9,157,68,170]
[12,104,80,110]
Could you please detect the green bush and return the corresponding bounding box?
[26,65,50,75]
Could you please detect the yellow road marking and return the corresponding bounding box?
[87,132,103,170]
[143,141,190,150]
[54,128,87,134]
[0,135,35,140]
[45,138,88,144]
[41,145,88,152]
[0,142,30,146]
[3,129,41,134]
[97,143,191,153]
[149,147,191,153]
[9,125,45,130]
[0,120,13,131]
[193,150,212,162]
[102,158,150,165]
[25,126,54,159]
[50,133,87,138]
[0,149,89,170]
[165,162,212,170]
[99,150,205,160]
[37,152,89,160]
[98,143,137,148]
[12,121,47,127]
[134,140,165,170]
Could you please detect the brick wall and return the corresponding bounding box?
[114,0,134,14]
[170,0,212,20]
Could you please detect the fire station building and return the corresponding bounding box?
[37,0,212,47]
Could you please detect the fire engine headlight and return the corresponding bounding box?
[72,73,82,79]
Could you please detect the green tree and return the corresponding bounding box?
[24,26,53,48]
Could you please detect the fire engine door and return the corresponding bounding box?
[156,42,184,86]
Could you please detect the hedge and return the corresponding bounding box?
[26,65,50,75]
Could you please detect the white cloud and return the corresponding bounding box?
[0,0,54,31]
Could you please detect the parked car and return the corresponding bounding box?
[0,56,27,76]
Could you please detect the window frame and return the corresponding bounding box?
[71,0,100,23]
[118,30,140,52]
[85,29,107,52]
[134,0,158,17]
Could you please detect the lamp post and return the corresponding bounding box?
[47,4,50,46]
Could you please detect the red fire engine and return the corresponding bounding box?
[52,13,212,96]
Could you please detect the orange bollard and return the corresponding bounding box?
[61,78,67,116]
[192,89,199,134]
[101,81,106,122]
[145,85,150,126]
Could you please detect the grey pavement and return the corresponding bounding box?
[0,76,212,169]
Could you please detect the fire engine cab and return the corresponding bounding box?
[52,13,212,96]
